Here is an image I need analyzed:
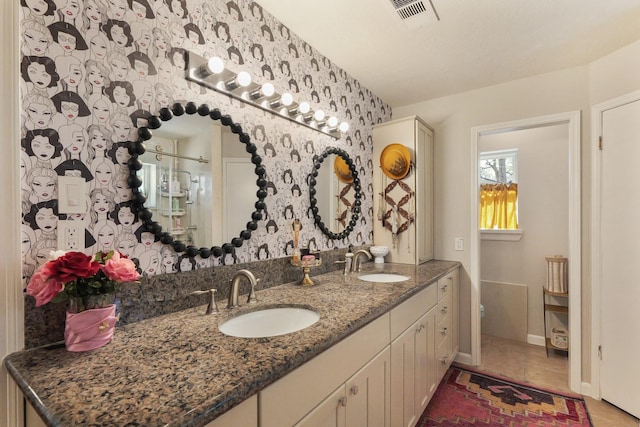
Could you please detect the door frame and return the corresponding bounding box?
[470,111,581,392]
[590,89,640,399]
[1,0,25,426]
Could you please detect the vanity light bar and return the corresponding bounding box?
[185,51,348,139]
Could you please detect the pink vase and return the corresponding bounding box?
[64,304,117,352]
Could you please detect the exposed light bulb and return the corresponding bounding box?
[298,102,310,114]
[327,116,339,128]
[314,109,325,121]
[236,71,252,87]
[206,56,224,74]
[339,122,350,132]
[261,82,275,97]
[281,93,294,106]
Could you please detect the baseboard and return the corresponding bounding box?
[455,352,472,366]
[527,334,546,347]
[580,382,593,398]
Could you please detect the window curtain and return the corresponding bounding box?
[480,183,518,229]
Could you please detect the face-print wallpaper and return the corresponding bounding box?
[19,0,391,282]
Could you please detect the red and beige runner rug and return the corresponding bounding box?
[418,365,593,426]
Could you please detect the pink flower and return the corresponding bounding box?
[102,251,140,283]
[26,269,64,307]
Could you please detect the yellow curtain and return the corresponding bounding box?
[480,183,518,229]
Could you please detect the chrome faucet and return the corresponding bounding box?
[352,249,372,272]
[228,269,258,309]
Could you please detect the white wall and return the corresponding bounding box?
[394,65,590,358]
[480,124,569,339]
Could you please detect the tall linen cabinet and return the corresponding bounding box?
[372,116,434,264]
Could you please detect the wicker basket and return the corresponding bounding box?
[545,255,568,293]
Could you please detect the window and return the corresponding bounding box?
[479,149,518,184]
[479,149,519,230]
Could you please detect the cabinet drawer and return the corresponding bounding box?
[436,310,452,348]
[436,292,452,325]
[437,275,452,301]
[390,284,437,340]
[436,334,451,377]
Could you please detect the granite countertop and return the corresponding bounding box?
[4,260,460,427]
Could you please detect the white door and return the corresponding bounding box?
[223,158,255,243]
[600,99,640,418]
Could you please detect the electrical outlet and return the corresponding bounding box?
[57,220,83,251]
[454,237,464,251]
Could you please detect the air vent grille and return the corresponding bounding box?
[396,1,427,20]
[384,0,439,29]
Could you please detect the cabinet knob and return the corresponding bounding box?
[441,306,448,314]
[339,396,348,407]
[440,357,447,364]
[440,327,448,335]
[350,385,359,395]
[441,284,448,292]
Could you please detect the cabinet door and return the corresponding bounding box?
[345,348,390,427]
[390,320,421,427]
[295,386,346,427]
[414,313,429,412]
[421,308,438,406]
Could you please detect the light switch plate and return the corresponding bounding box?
[454,237,464,251]
[58,176,87,214]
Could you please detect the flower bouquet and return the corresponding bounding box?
[26,250,140,351]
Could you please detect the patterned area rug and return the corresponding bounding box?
[418,365,593,426]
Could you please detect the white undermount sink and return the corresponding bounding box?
[218,306,320,338]
[358,273,411,283]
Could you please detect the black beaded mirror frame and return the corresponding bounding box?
[126,101,267,259]
[309,147,362,240]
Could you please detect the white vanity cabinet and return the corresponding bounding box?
[295,347,391,427]
[259,314,391,427]
[390,284,438,427]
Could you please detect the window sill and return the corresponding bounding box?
[481,229,523,241]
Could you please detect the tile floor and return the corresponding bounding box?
[473,335,639,427]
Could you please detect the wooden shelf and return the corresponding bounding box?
[543,288,569,357]
[544,304,568,314]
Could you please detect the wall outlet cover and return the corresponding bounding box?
[57,220,84,251]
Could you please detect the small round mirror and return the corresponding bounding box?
[309,147,361,240]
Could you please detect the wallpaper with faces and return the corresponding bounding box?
[19,0,391,281]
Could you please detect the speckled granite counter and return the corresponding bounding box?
[4,260,459,427]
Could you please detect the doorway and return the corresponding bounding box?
[470,111,581,393]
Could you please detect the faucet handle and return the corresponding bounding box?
[247,278,260,304]
[191,289,218,315]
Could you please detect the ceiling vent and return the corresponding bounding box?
[385,0,439,30]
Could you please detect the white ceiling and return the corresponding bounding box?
[256,0,640,107]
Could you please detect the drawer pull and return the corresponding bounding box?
[350,386,359,395]
[441,306,448,314]
[339,396,348,407]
